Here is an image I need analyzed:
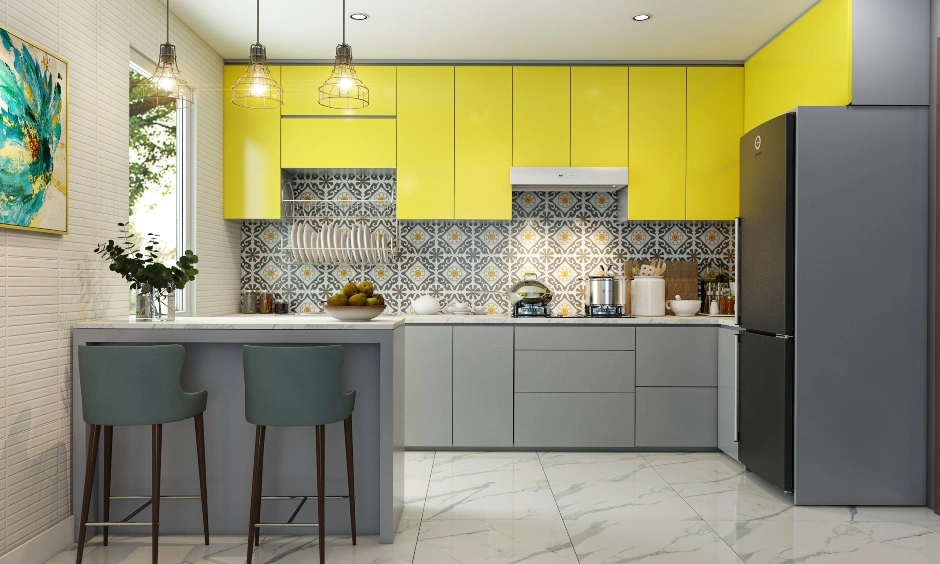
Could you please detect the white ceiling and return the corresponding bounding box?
[170,0,821,63]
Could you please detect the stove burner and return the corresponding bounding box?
[513,302,551,318]
[584,304,627,318]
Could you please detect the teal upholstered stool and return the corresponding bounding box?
[76,345,209,564]
[243,345,357,564]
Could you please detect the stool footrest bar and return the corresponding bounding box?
[260,495,349,500]
[110,495,201,500]
[255,523,319,528]
[85,522,153,527]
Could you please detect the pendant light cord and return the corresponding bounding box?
[256,0,260,44]
[165,0,169,43]
[342,0,346,45]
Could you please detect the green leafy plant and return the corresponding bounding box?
[95,222,199,293]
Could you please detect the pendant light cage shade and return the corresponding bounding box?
[232,44,283,109]
[319,44,369,109]
[137,43,194,109]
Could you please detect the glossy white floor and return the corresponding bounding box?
[48,451,940,563]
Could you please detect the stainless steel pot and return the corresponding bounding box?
[509,273,553,305]
[587,275,616,305]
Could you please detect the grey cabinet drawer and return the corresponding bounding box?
[404,326,452,447]
[453,327,513,447]
[515,351,635,392]
[635,387,717,448]
[515,327,636,351]
[636,327,718,386]
[514,393,635,448]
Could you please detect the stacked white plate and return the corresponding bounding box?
[289,221,393,265]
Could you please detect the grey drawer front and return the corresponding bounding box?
[453,327,514,447]
[635,387,717,448]
[636,327,718,386]
[514,393,635,448]
[404,326,453,447]
[515,351,635,392]
[515,327,636,351]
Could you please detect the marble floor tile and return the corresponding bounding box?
[401,477,431,521]
[552,480,702,522]
[827,506,940,523]
[674,475,845,522]
[413,519,578,564]
[640,452,733,467]
[851,520,940,563]
[404,451,435,480]
[709,520,911,564]
[647,456,749,486]
[566,519,746,563]
[539,451,668,486]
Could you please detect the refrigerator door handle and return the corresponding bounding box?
[734,217,740,326]
[734,332,740,442]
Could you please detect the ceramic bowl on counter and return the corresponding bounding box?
[666,295,702,317]
[411,295,440,315]
[323,305,387,321]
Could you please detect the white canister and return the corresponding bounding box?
[631,276,666,317]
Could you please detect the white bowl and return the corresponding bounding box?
[323,305,387,321]
[667,299,702,317]
[411,296,440,315]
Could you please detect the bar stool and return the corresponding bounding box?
[243,345,357,564]
[76,345,209,564]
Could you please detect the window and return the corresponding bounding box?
[128,57,190,313]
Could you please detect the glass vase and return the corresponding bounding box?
[136,288,176,321]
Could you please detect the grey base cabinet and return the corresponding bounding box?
[453,327,513,447]
[514,393,635,448]
[635,387,717,448]
[636,327,717,386]
[717,328,740,460]
[404,326,453,447]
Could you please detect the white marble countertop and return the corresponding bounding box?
[74,314,738,329]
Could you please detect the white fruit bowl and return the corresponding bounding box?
[666,299,702,317]
[323,305,387,321]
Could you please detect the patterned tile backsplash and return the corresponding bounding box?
[241,169,735,316]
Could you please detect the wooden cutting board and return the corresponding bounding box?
[624,260,699,315]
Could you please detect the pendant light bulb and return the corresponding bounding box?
[319,0,369,109]
[232,0,283,109]
[138,0,194,109]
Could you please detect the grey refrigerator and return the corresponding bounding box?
[737,107,927,505]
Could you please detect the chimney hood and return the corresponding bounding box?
[510,167,628,191]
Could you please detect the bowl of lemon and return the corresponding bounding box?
[323,281,387,321]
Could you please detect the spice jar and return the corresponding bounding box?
[258,293,274,314]
[274,296,290,315]
[240,290,258,314]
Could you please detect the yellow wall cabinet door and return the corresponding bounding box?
[687,67,744,220]
[223,65,282,220]
[397,66,455,220]
[280,65,397,116]
[628,67,687,221]
[571,67,629,167]
[513,67,570,167]
[455,67,513,220]
[280,118,396,169]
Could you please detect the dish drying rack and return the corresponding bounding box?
[281,198,400,266]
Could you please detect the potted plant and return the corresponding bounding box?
[95,222,199,320]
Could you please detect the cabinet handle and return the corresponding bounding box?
[733,333,740,442]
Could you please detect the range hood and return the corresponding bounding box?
[510,167,628,191]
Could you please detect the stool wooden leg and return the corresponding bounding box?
[102,426,113,546]
[255,426,266,547]
[247,425,264,563]
[344,416,357,545]
[152,424,162,564]
[194,413,209,545]
[76,424,100,564]
[316,425,326,564]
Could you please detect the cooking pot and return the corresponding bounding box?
[586,266,626,306]
[509,273,553,305]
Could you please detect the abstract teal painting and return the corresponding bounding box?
[0,27,67,234]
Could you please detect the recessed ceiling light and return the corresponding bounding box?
[633,13,652,21]
[350,12,369,20]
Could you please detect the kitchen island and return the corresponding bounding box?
[72,316,406,543]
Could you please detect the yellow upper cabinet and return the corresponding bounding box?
[628,67,687,221]
[280,65,397,116]
[744,0,851,130]
[513,67,570,167]
[571,67,629,167]
[397,66,455,220]
[223,65,282,220]
[281,118,396,169]
[455,67,513,220]
[687,67,744,220]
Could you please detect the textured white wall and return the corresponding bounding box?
[0,0,233,555]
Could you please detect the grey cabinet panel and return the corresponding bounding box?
[514,393,635,448]
[453,327,513,447]
[404,326,452,447]
[515,327,635,351]
[717,328,739,461]
[515,351,635,393]
[636,328,717,386]
[635,387,717,448]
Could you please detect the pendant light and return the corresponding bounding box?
[318,0,369,109]
[140,0,194,109]
[232,0,283,108]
